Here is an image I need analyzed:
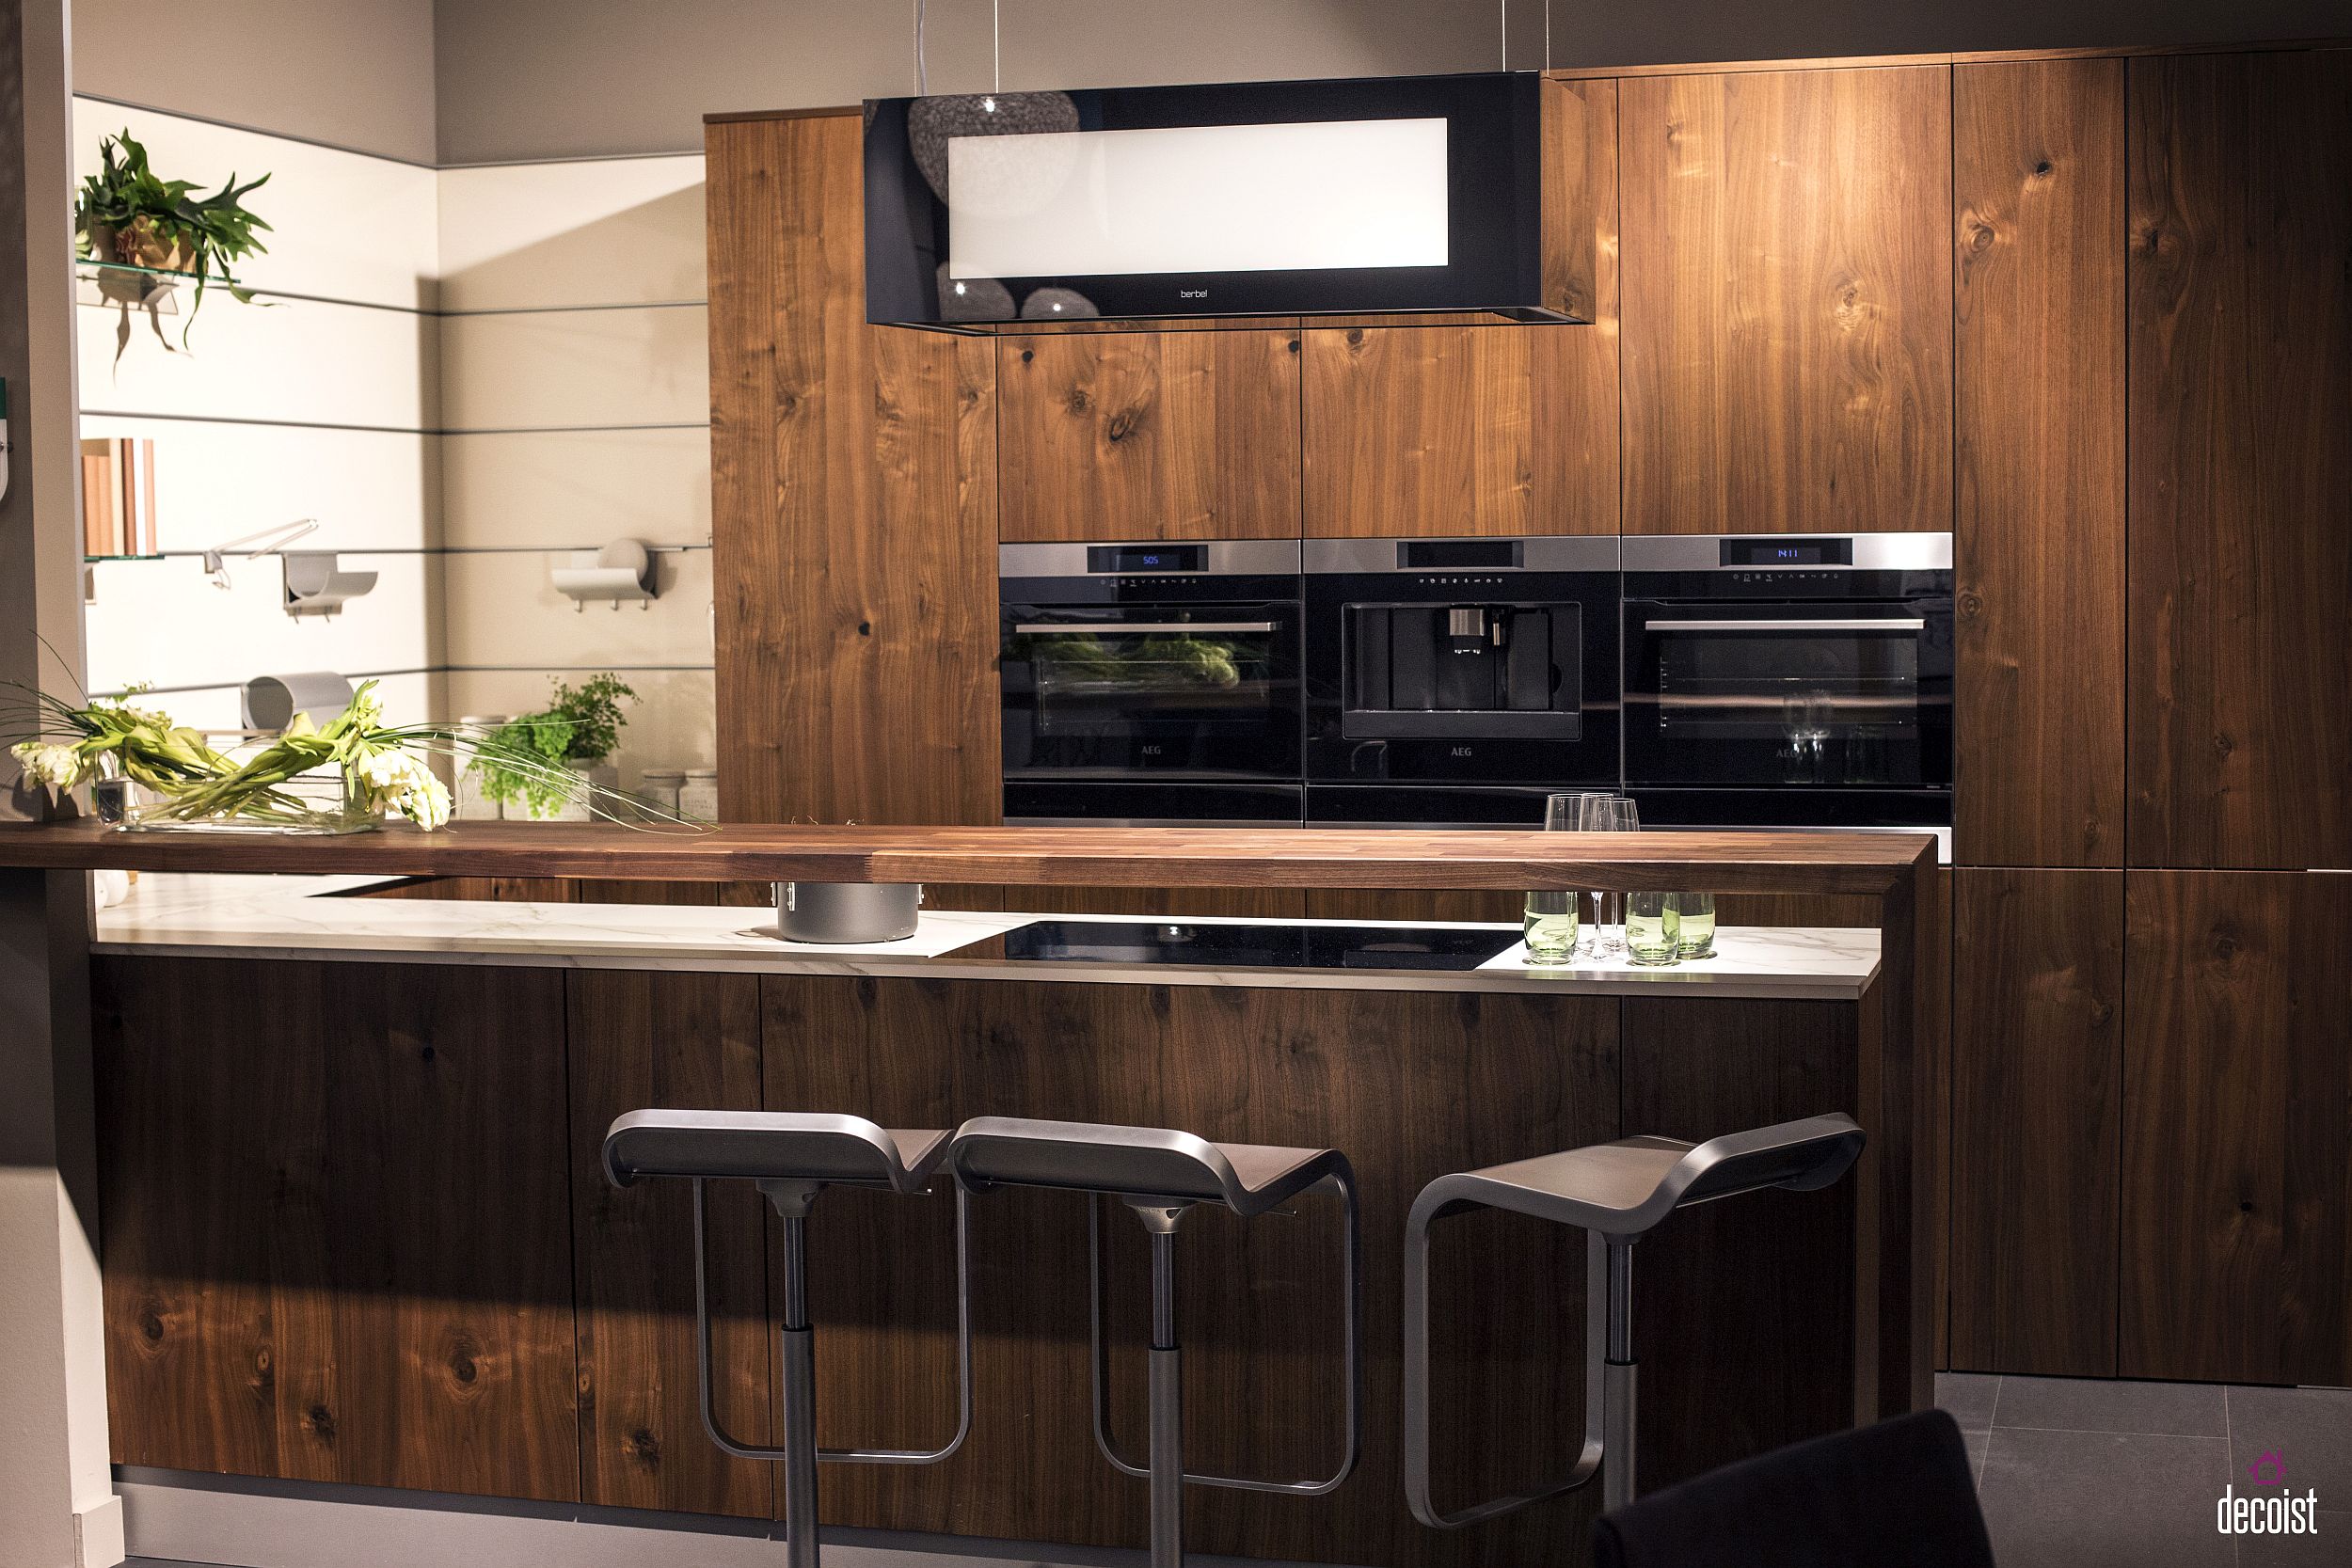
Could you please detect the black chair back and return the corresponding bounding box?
[1593,1409,1994,1568]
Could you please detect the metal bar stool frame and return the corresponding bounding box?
[1402,1112,1867,1528]
[948,1117,1367,1568]
[605,1110,975,1568]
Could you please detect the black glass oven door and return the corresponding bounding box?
[1001,603,1302,779]
[1623,601,1952,789]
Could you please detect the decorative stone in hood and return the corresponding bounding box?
[864,71,1595,333]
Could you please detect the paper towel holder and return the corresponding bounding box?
[552,538,658,611]
[282,551,377,617]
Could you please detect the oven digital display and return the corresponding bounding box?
[1088,545,1207,574]
[1720,538,1853,568]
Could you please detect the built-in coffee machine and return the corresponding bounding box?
[1303,536,1619,825]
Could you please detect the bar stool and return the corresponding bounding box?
[602,1110,973,1568]
[1402,1112,1866,1528]
[946,1117,1365,1568]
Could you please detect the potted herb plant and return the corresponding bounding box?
[76,128,270,356]
[468,673,638,821]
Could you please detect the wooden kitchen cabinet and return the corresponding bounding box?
[707,109,1001,829]
[1952,59,2127,868]
[2121,870,2352,1386]
[2125,52,2352,870]
[1948,867,2124,1377]
[998,329,1301,542]
[1299,80,1619,540]
[1619,65,1953,534]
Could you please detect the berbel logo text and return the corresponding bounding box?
[2216,1484,2321,1535]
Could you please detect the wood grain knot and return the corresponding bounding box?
[1963,216,1997,257]
[137,1304,165,1342]
[1957,591,1984,621]
[1344,328,1365,348]
[1105,406,1142,443]
[2211,731,2234,757]
[308,1404,336,1441]
[2032,158,2055,179]
[449,1342,481,1386]
[628,1427,661,1467]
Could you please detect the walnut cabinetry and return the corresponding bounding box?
[1298,81,1619,540]
[2124,51,2352,870]
[998,328,1302,543]
[1952,59,2127,869]
[1619,66,1954,534]
[706,109,1000,828]
[1947,868,2124,1377]
[2121,871,2352,1386]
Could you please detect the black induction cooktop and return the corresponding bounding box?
[992,920,1518,973]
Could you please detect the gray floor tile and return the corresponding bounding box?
[1995,1373,2230,1437]
[1977,1427,2233,1568]
[1963,1425,1990,1482]
[1939,1370,2001,1433]
[2225,1386,2352,1498]
[2227,1512,2349,1566]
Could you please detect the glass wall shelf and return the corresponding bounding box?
[83,553,165,563]
[74,256,240,314]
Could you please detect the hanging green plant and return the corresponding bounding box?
[75,128,272,358]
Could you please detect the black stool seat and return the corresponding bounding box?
[1416,1115,1868,1240]
[604,1109,948,1193]
[947,1116,1347,1216]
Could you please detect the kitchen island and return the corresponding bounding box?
[4,823,1932,1568]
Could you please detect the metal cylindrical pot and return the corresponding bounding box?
[775,881,922,943]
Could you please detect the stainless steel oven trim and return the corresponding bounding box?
[998,540,1303,578]
[1304,536,1621,575]
[1641,617,1929,633]
[1013,621,1280,636]
[1619,532,1953,574]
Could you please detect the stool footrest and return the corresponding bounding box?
[691,1177,974,1467]
[1402,1214,1610,1528]
[1086,1182,1364,1497]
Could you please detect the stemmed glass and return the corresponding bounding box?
[1581,796,1639,955]
[1522,792,1590,965]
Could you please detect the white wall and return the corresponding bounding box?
[70,92,718,789]
[433,154,715,788]
[74,99,444,736]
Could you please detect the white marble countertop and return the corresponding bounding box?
[92,873,1882,1001]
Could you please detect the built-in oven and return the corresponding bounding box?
[1620,533,1953,831]
[1000,540,1304,824]
[1303,535,1618,826]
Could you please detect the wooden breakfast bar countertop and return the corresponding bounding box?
[0,818,1935,895]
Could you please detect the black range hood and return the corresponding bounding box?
[863,71,1595,333]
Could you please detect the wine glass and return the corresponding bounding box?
[1582,796,1639,954]
[1523,793,1587,964]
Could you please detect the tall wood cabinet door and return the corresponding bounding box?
[998,329,1301,542]
[327,962,582,1500]
[1952,60,2127,868]
[1620,65,1953,534]
[92,957,340,1481]
[707,112,1000,828]
[2121,871,2352,1385]
[1300,80,1619,540]
[2125,54,2352,870]
[1948,868,2123,1377]
[567,971,773,1518]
